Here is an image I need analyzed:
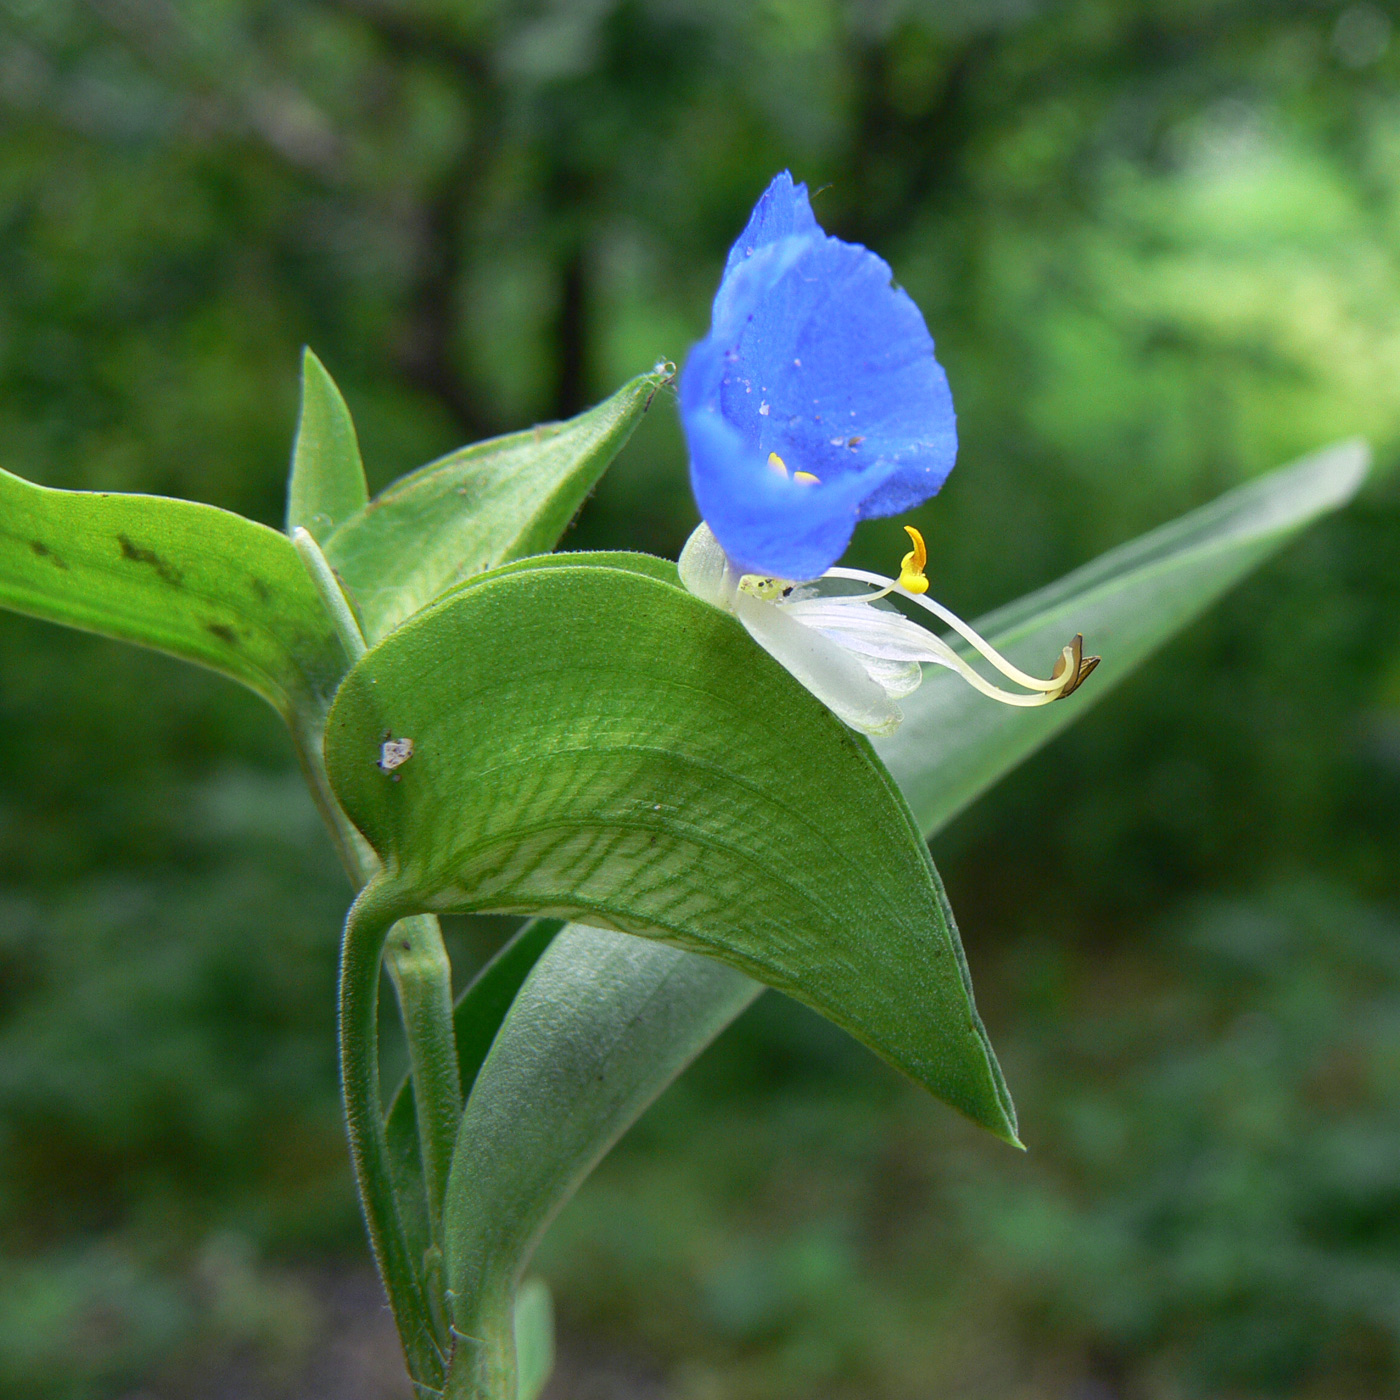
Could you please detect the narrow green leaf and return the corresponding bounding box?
[450,919,565,1110]
[0,466,347,721]
[875,439,1371,833]
[323,366,671,641]
[286,349,369,543]
[443,928,759,1392]
[513,1278,555,1400]
[325,554,1016,1142]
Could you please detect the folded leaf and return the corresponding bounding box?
[286,348,369,544]
[323,366,671,642]
[0,466,347,722]
[876,439,1371,832]
[325,553,1016,1141]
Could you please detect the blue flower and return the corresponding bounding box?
[679,172,957,582]
[676,173,1097,735]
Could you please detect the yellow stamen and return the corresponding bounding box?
[767,451,819,486]
[898,525,929,595]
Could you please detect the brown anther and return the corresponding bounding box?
[1050,634,1079,684]
[1051,634,1099,699]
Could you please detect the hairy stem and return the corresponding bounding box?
[292,709,462,1342]
[291,529,463,1263]
[341,878,447,1389]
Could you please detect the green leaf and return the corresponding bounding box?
[0,466,347,722]
[443,928,759,1391]
[875,439,1371,833]
[325,553,1015,1141]
[286,349,369,544]
[446,919,564,1111]
[323,366,671,642]
[513,1278,555,1400]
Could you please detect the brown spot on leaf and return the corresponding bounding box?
[117,534,183,586]
[206,623,238,646]
[29,540,68,569]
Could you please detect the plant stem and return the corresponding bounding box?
[295,703,463,1240]
[341,878,448,1389]
[292,708,463,1327]
[387,912,464,1254]
[442,1292,517,1400]
[290,528,464,1360]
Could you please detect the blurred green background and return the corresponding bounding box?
[3,2,1400,1396]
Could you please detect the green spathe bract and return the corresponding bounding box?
[325,553,1018,1138]
[287,348,370,545]
[323,550,1016,1397]
[324,366,672,642]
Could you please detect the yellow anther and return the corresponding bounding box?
[767,451,819,486]
[898,525,929,595]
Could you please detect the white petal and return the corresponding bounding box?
[678,522,911,733]
[782,597,961,668]
[732,589,903,735]
[678,522,736,610]
[854,653,924,699]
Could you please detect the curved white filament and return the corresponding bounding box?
[823,567,1066,693]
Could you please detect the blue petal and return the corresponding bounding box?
[681,175,957,579]
[683,344,865,580]
[721,171,821,283]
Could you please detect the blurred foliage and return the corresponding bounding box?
[2,0,1400,1396]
